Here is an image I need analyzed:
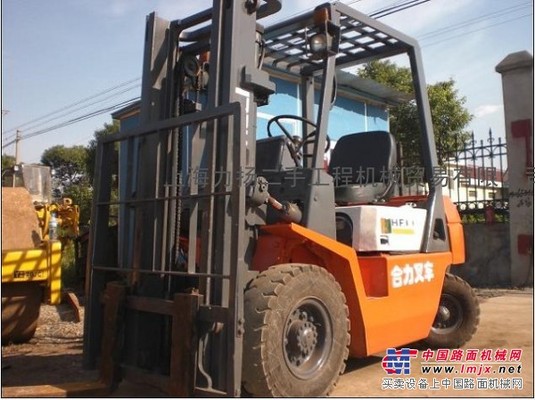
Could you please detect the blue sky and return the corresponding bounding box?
[2,0,533,163]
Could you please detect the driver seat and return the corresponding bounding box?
[328,131,397,204]
[255,136,295,173]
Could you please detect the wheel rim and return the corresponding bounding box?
[283,297,332,379]
[431,293,463,335]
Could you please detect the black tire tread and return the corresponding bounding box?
[243,264,349,397]
[424,273,480,349]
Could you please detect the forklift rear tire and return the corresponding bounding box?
[423,273,479,349]
[243,264,350,397]
[2,282,42,345]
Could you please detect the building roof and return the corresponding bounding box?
[336,70,412,106]
[111,101,141,121]
[111,70,410,121]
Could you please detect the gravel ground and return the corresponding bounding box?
[2,300,97,388]
[3,301,83,350]
[1,288,532,397]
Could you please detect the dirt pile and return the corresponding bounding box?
[2,187,42,251]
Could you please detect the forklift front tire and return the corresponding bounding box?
[424,273,480,349]
[243,264,350,397]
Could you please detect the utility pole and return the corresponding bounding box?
[15,130,21,164]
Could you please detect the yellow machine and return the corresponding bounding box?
[1,164,79,344]
[35,198,80,242]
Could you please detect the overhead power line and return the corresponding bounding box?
[345,0,532,52]
[286,0,424,27]
[4,0,431,150]
[2,77,141,137]
[1,97,140,149]
[2,83,139,145]
[6,0,521,149]
[422,12,532,48]
[370,0,431,19]
[366,0,409,15]
[419,2,532,40]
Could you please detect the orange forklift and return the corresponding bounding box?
[83,1,479,396]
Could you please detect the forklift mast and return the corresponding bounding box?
[84,1,450,396]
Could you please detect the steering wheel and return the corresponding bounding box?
[267,115,331,166]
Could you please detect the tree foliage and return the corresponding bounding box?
[360,60,413,93]
[39,121,119,225]
[428,81,473,161]
[359,60,472,165]
[63,183,93,227]
[86,121,119,184]
[41,145,88,187]
[2,154,16,170]
[41,145,90,222]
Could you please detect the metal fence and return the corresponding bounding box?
[400,130,509,223]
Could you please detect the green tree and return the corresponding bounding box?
[41,145,90,224]
[86,121,119,185]
[41,145,88,187]
[359,60,472,165]
[360,59,413,93]
[428,81,473,161]
[64,183,93,227]
[2,154,16,170]
[40,121,120,225]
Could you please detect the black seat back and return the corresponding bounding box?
[328,131,397,204]
[255,136,295,173]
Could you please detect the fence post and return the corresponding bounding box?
[496,51,534,287]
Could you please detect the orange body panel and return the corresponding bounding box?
[356,253,450,354]
[253,222,454,358]
[443,196,465,265]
